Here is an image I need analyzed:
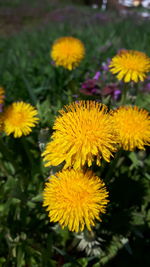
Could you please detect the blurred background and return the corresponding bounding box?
[0,0,150,36]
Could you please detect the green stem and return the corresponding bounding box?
[120,83,128,105]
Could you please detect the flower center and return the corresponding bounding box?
[123,58,140,71]
[60,183,90,208]
[10,111,26,126]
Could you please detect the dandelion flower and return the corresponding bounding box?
[111,106,150,150]
[43,169,109,232]
[2,101,39,138]
[109,50,150,82]
[51,37,85,70]
[42,101,117,169]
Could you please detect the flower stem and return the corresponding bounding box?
[120,83,128,105]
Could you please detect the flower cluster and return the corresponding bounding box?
[42,101,111,232]
[80,59,121,100]
[43,101,150,232]
[2,39,149,234]
[42,43,150,233]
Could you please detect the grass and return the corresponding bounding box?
[1,16,150,104]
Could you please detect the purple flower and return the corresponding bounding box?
[113,89,121,100]
[102,84,121,100]
[93,71,101,80]
[80,79,100,96]
[101,58,111,71]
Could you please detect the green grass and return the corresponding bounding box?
[1,16,150,103]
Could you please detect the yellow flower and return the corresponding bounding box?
[0,87,5,105]
[111,106,150,151]
[2,101,39,138]
[42,101,117,169]
[109,50,150,82]
[51,36,85,70]
[43,169,109,232]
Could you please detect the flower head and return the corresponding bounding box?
[109,50,150,83]
[111,106,150,151]
[51,37,85,70]
[2,101,39,137]
[43,169,109,232]
[42,101,117,169]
